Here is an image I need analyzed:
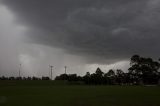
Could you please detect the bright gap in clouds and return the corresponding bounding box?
[87,61,130,74]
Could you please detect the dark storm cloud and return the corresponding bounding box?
[1,0,160,63]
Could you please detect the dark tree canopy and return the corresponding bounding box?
[129,55,160,84]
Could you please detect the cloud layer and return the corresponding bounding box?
[1,0,160,63]
[0,0,160,76]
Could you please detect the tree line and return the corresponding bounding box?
[0,76,50,81]
[55,55,160,85]
[0,55,160,85]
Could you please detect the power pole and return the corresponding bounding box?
[64,66,67,74]
[49,65,53,80]
[19,64,21,77]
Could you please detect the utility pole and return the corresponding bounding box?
[64,66,67,74]
[19,64,21,77]
[49,65,53,80]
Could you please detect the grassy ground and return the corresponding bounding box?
[0,81,160,106]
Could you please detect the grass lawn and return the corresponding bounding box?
[0,81,160,106]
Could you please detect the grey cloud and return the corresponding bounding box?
[1,0,160,64]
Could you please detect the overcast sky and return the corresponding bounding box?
[0,0,160,78]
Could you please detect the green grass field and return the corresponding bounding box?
[0,81,160,106]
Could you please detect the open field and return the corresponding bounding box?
[0,81,160,106]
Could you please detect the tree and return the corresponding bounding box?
[106,69,115,77]
[89,68,104,85]
[42,76,50,80]
[55,74,68,80]
[83,72,91,84]
[116,69,125,85]
[116,69,124,76]
[95,67,104,77]
[105,69,116,85]
[129,55,160,84]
